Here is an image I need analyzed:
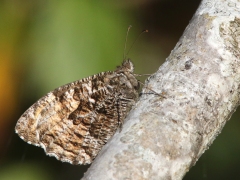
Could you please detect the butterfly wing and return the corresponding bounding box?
[15,70,139,165]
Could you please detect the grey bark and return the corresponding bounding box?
[82,0,240,179]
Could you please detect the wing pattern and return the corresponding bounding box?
[15,60,139,165]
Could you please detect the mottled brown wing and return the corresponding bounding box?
[15,64,139,165]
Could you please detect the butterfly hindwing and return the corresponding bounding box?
[15,60,139,165]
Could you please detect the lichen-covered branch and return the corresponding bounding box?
[82,0,240,179]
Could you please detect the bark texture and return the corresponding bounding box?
[82,0,240,179]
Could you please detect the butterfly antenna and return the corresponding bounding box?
[123,25,132,60]
[125,29,148,59]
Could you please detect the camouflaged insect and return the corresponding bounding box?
[15,59,139,165]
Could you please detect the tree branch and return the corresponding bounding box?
[82,0,240,179]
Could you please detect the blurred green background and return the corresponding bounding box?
[1,0,240,179]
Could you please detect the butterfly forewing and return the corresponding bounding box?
[15,60,139,165]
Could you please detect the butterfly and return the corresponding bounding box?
[15,59,139,165]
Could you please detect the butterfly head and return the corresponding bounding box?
[116,59,134,73]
